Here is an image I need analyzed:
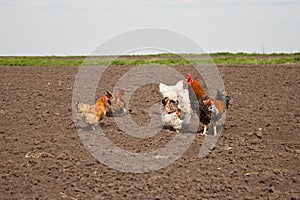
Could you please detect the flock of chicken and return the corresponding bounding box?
[77,73,230,135]
[160,74,230,135]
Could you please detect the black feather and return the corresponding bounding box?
[216,89,230,109]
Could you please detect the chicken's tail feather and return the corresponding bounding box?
[216,90,230,109]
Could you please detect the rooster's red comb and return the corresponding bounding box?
[186,73,192,80]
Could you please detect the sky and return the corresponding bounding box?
[0,0,299,55]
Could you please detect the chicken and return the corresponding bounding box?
[106,88,126,116]
[77,95,108,130]
[186,74,230,135]
[159,81,192,132]
[106,90,115,114]
[186,73,211,134]
[115,88,126,114]
[161,97,183,132]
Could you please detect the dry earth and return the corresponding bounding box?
[0,64,299,199]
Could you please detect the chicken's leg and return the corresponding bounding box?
[213,125,217,136]
[201,125,208,136]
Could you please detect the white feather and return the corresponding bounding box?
[159,83,178,101]
[170,80,184,96]
[161,112,183,131]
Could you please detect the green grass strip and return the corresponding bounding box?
[1,53,300,66]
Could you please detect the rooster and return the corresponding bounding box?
[186,74,230,135]
[159,81,192,132]
[77,95,108,130]
[106,88,126,116]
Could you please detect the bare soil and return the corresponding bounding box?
[0,64,299,199]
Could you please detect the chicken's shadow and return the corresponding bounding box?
[160,125,198,134]
[106,112,127,118]
[199,124,224,135]
[161,125,177,132]
[76,122,106,132]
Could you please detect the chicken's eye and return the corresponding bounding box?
[162,97,168,105]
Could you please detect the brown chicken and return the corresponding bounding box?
[77,95,108,130]
[106,88,126,116]
[106,90,115,114]
[186,74,230,135]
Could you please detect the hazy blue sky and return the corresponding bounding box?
[1,0,299,55]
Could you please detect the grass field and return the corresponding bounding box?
[1,53,300,66]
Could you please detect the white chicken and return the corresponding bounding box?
[159,80,192,132]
